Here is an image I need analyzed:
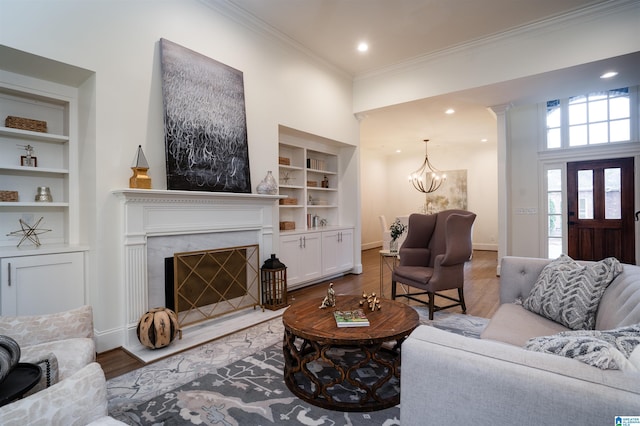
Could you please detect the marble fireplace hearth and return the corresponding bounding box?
[113,189,284,363]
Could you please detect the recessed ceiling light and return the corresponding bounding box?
[396,149,402,153]
[445,108,455,114]
[600,71,618,79]
[481,138,488,142]
[357,42,368,53]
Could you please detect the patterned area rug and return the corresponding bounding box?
[108,309,488,425]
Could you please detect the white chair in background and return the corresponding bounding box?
[379,215,391,250]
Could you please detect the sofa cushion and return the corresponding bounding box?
[525,324,640,370]
[480,303,569,346]
[522,254,623,330]
[21,338,95,380]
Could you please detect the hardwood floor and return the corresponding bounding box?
[97,248,499,380]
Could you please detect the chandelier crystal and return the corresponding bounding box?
[409,139,446,193]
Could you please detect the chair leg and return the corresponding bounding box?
[391,280,397,299]
[458,288,467,313]
[428,292,435,320]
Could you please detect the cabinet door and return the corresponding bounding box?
[0,252,85,315]
[322,229,354,275]
[299,232,322,283]
[278,232,322,287]
[279,234,304,286]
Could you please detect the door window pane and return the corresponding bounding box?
[604,168,621,219]
[578,170,593,219]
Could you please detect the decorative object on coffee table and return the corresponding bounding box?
[129,145,151,189]
[360,292,382,311]
[6,217,51,247]
[319,282,336,309]
[137,307,181,349]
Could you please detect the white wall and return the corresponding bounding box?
[360,142,499,251]
[0,0,359,352]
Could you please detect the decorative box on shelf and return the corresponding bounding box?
[279,221,295,230]
[5,116,47,133]
[307,180,317,187]
[278,156,290,165]
[279,198,297,205]
[0,190,18,202]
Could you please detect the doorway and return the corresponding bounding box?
[567,157,635,264]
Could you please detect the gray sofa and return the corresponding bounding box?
[401,256,640,426]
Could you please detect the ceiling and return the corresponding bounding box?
[220,0,638,154]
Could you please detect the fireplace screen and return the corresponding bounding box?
[168,245,260,327]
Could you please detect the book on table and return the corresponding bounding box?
[333,309,370,327]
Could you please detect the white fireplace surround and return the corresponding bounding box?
[113,189,281,353]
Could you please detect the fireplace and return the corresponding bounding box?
[113,189,280,352]
[164,245,260,327]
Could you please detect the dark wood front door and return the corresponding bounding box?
[567,157,635,264]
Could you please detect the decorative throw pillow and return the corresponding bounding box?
[522,254,623,330]
[524,324,640,370]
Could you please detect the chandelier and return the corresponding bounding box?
[409,139,446,193]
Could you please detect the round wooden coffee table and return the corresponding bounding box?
[282,295,419,411]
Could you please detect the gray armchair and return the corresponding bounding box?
[391,210,476,319]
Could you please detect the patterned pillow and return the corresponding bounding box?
[522,254,623,330]
[524,324,640,370]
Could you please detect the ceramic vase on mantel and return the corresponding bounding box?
[390,239,399,253]
[256,171,278,195]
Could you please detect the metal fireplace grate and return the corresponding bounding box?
[171,244,260,327]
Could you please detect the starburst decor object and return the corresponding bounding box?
[6,217,51,247]
[409,139,446,193]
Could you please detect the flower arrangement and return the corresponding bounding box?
[389,218,407,241]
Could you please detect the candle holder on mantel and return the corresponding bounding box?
[129,145,152,189]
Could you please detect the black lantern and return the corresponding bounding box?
[261,254,288,310]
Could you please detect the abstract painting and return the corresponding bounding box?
[160,39,251,192]
[424,169,467,213]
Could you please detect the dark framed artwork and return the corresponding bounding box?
[160,39,251,193]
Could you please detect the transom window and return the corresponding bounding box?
[546,88,630,149]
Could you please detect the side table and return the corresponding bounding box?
[379,249,398,297]
[0,363,42,407]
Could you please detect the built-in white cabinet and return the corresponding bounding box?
[0,66,87,315]
[321,228,354,276]
[0,251,85,315]
[279,232,322,286]
[277,126,356,288]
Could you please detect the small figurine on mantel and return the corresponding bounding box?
[319,283,336,309]
[360,292,382,311]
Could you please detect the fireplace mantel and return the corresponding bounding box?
[112,188,282,350]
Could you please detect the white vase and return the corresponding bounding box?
[256,171,278,195]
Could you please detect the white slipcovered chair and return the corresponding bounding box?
[0,306,125,425]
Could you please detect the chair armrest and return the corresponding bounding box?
[0,305,93,347]
[0,362,110,425]
[401,326,640,426]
